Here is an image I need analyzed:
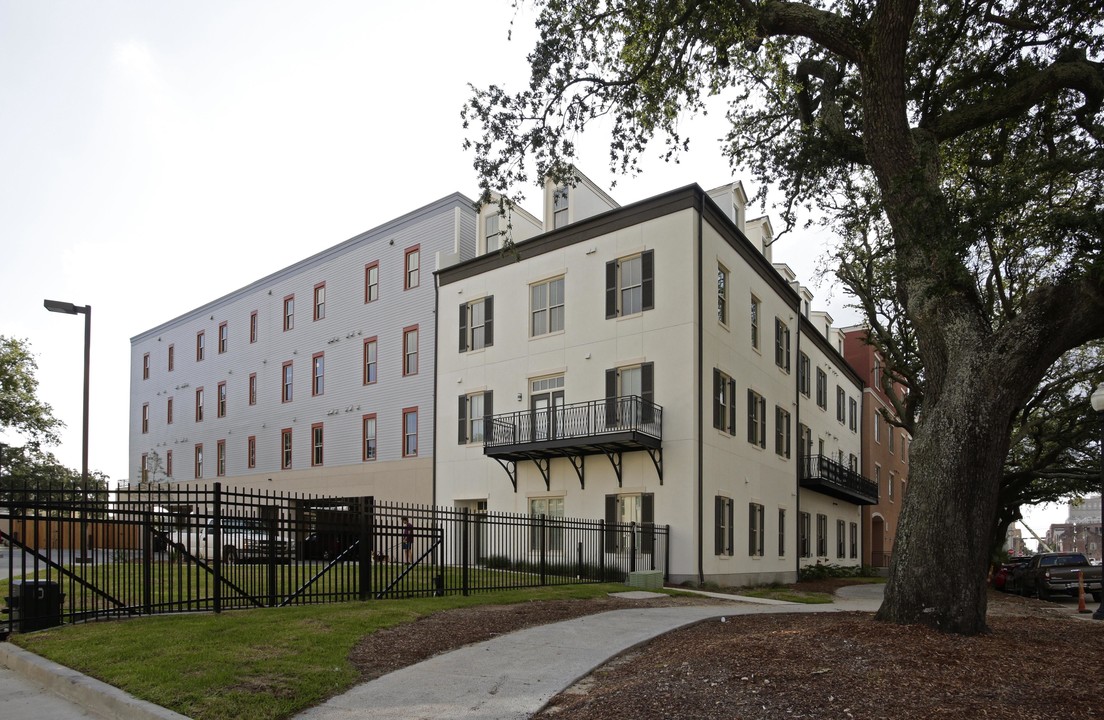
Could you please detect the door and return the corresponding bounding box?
[529,376,564,441]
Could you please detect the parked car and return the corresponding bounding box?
[301,531,357,561]
[1018,552,1102,601]
[170,516,291,563]
[992,556,1032,592]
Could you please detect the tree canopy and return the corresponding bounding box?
[466,0,1104,634]
[1,335,63,447]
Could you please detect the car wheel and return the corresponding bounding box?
[1037,586,1050,601]
[223,546,239,564]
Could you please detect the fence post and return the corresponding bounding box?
[599,519,606,580]
[358,497,373,601]
[461,508,470,597]
[142,511,153,615]
[539,513,547,586]
[630,521,637,573]
[664,524,670,583]
[577,541,583,580]
[265,507,278,607]
[213,482,222,614]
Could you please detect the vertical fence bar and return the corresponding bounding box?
[358,497,372,600]
[461,508,470,597]
[539,513,547,586]
[629,521,637,573]
[213,482,222,614]
[142,511,152,615]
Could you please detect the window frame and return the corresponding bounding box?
[798,352,810,396]
[530,276,565,337]
[216,439,226,477]
[837,519,846,559]
[712,369,737,435]
[362,413,377,461]
[717,263,729,326]
[715,496,734,556]
[218,321,228,354]
[458,391,494,445]
[313,282,325,321]
[250,311,258,344]
[312,352,324,396]
[196,331,205,362]
[836,386,846,423]
[217,381,227,418]
[365,261,379,303]
[778,508,786,557]
[404,246,420,290]
[402,407,418,457]
[799,511,811,558]
[816,368,828,409]
[816,513,828,557]
[750,295,761,349]
[774,406,791,458]
[168,344,174,371]
[247,436,256,469]
[363,337,378,385]
[774,318,791,372]
[195,387,204,422]
[749,503,765,557]
[280,428,292,470]
[605,251,654,319]
[283,294,294,331]
[402,325,419,376]
[167,396,173,425]
[194,444,203,479]
[282,361,293,403]
[141,403,149,434]
[849,397,858,432]
[166,450,172,477]
[142,353,150,380]
[248,373,257,406]
[747,389,766,448]
[311,422,324,467]
[459,296,494,352]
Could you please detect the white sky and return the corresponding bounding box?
[0,1,1075,540]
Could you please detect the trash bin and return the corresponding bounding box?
[5,580,64,632]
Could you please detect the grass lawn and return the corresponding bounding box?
[10,583,631,720]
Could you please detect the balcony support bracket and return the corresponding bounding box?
[604,451,624,487]
[530,457,551,491]
[647,448,663,485]
[568,455,585,489]
[493,458,517,493]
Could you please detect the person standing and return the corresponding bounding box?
[401,516,414,564]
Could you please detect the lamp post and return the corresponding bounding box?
[1091,381,1104,621]
[44,299,91,562]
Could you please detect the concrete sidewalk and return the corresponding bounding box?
[295,588,884,720]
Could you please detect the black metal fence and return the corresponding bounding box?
[0,480,669,633]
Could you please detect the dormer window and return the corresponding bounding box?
[485,213,500,253]
[553,186,569,228]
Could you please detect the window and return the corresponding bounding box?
[836,386,846,423]
[816,513,828,557]
[775,406,791,458]
[798,353,810,396]
[402,326,418,376]
[313,282,325,321]
[217,381,227,418]
[605,251,654,318]
[774,318,791,372]
[606,363,654,427]
[873,356,882,389]
[458,391,493,444]
[874,413,882,442]
[712,369,736,435]
[875,464,883,496]
[250,311,258,343]
[849,453,859,473]
[485,213,501,252]
[404,246,420,290]
[365,262,379,303]
[217,440,226,477]
[194,444,203,479]
[552,185,569,228]
[529,496,565,551]
[311,423,324,466]
[778,508,786,557]
[248,373,257,406]
[837,519,846,558]
[750,295,761,349]
[849,397,858,432]
[363,337,377,384]
[530,277,565,336]
[166,450,172,478]
[747,389,766,448]
[140,453,147,482]
[798,423,813,461]
[889,470,896,500]
[247,436,256,469]
[218,322,228,354]
[459,296,494,351]
[312,353,324,396]
[850,522,858,559]
[196,331,205,361]
[799,512,811,558]
[749,503,765,557]
[717,264,729,325]
[141,403,149,434]
[142,353,150,380]
[282,361,293,403]
[715,496,734,556]
[283,295,294,331]
[281,428,292,469]
[362,414,377,461]
[195,387,204,422]
[167,396,173,425]
[816,368,827,409]
[889,425,896,453]
[168,344,174,371]
[402,407,418,457]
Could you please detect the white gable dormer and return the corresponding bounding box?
[542,168,619,231]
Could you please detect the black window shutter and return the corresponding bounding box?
[641,493,654,554]
[604,495,618,552]
[712,369,722,430]
[715,497,724,555]
[605,368,618,427]
[457,395,468,444]
[483,390,493,443]
[749,504,756,556]
[458,303,468,353]
[641,249,654,311]
[605,260,618,319]
[727,500,734,557]
[641,362,654,424]
[759,396,767,448]
[727,379,736,436]
[484,296,494,347]
[747,389,755,443]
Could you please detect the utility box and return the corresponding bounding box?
[627,570,663,590]
[5,580,64,632]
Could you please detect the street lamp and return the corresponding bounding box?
[44,299,91,562]
[1092,381,1104,621]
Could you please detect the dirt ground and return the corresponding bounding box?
[348,581,1104,720]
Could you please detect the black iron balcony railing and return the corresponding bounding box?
[800,454,879,505]
[485,396,662,452]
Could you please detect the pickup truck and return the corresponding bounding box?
[1018,552,1102,602]
[166,516,291,564]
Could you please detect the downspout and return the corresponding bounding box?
[697,192,705,586]
[794,328,801,579]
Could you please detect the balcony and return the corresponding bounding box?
[800,455,879,505]
[484,396,663,490]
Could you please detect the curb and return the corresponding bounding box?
[0,641,190,720]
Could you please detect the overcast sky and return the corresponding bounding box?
[0,1,1079,543]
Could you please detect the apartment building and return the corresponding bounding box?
[129,194,478,503]
[434,171,876,585]
[842,328,911,568]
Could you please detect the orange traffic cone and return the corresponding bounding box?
[1077,570,1091,613]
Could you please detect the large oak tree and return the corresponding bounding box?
[465,0,1104,634]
